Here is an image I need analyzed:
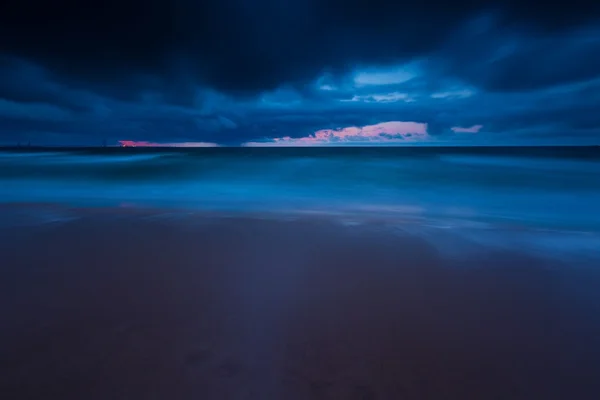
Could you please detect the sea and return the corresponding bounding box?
[1,146,599,233]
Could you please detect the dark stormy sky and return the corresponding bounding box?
[1,0,599,146]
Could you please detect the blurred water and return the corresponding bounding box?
[1,146,599,231]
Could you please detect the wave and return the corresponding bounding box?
[440,155,600,171]
[1,147,599,231]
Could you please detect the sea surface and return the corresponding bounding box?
[3,146,600,400]
[1,146,599,232]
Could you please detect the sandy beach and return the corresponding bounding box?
[1,206,600,399]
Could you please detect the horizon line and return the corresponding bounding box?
[1,144,598,149]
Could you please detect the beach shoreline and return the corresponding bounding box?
[1,205,600,399]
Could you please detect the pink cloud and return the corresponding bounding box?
[118,140,218,147]
[451,125,483,133]
[243,121,429,147]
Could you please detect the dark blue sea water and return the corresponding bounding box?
[1,146,599,231]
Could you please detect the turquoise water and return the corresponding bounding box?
[1,147,599,231]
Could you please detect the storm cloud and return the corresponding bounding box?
[0,0,599,145]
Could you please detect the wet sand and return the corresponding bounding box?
[1,208,600,399]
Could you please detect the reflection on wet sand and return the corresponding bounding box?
[1,210,599,399]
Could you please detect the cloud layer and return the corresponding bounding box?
[244,121,429,146]
[0,1,599,145]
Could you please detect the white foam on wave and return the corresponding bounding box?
[0,151,168,165]
[0,151,66,159]
[440,155,600,171]
[400,218,600,265]
[43,153,168,164]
